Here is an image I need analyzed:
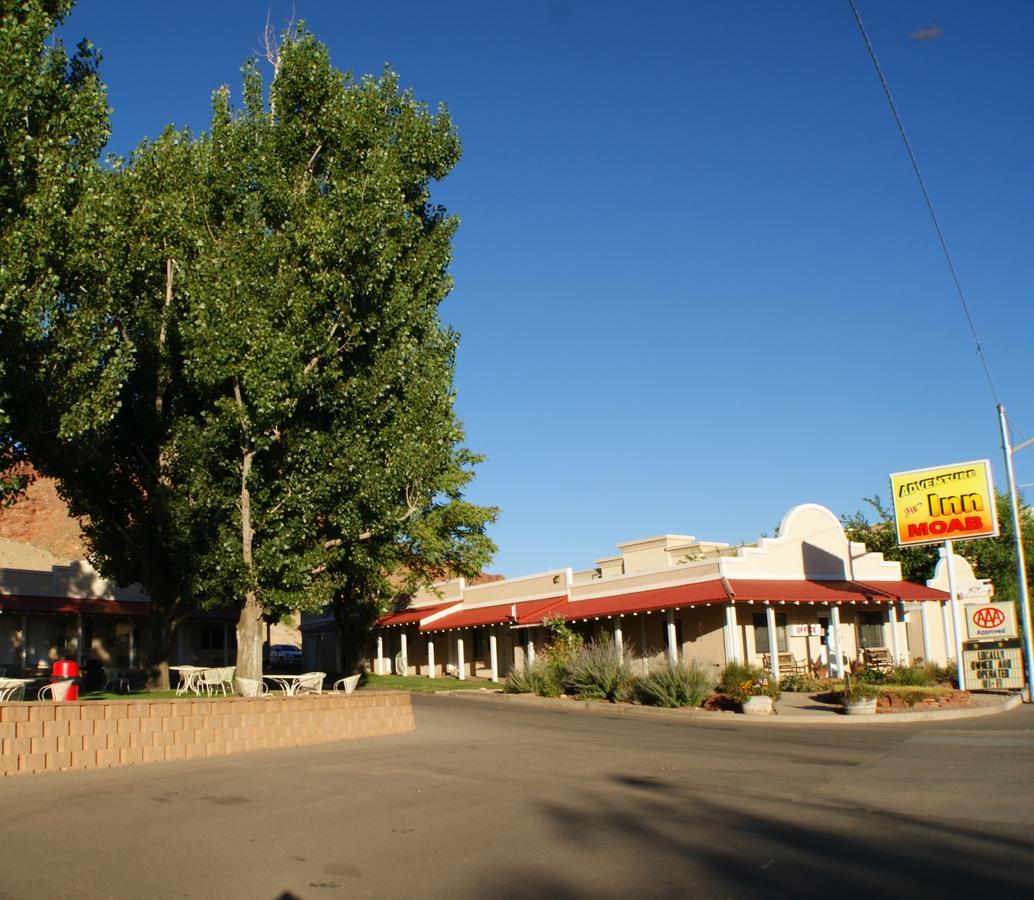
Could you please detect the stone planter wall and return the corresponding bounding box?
[0,690,414,777]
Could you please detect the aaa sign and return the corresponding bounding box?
[889,460,998,547]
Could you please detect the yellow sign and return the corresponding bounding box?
[889,459,998,547]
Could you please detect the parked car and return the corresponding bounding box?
[268,644,302,666]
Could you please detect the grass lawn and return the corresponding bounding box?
[78,690,185,701]
[362,674,498,693]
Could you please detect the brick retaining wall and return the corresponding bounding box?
[0,690,414,776]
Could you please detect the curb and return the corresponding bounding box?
[435,688,1023,725]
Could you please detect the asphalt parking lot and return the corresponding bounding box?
[2,694,1033,899]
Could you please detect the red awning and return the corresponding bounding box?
[0,594,152,617]
[523,581,730,626]
[726,579,949,604]
[377,602,458,628]
[420,596,567,632]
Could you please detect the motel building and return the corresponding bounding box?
[358,504,991,683]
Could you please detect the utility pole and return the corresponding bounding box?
[998,404,1034,702]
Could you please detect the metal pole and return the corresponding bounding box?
[945,540,967,690]
[999,403,1034,701]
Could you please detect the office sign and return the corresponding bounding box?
[889,460,998,547]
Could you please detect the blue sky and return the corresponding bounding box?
[58,1,1034,577]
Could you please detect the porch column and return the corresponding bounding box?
[457,634,465,681]
[76,616,85,668]
[131,625,138,668]
[614,616,624,662]
[400,631,408,675]
[919,602,932,663]
[765,604,780,681]
[527,636,535,666]
[21,613,28,668]
[640,616,649,674]
[427,637,435,678]
[724,604,739,664]
[887,603,901,666]
[941,601,954,661]
[830,605,844,678]
[665,610,677,664]
[376,634,384,675]
[489,631,499,683]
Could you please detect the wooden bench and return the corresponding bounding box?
[762,652,807,677]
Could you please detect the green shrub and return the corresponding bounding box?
[779,672,824,693]
[890,663,937,686]
[637,661,714,708]
[936,661,958,688]
[852,665,889,685]
[719,661,765,694]
[563,640,636,702]
[503,651,567,697]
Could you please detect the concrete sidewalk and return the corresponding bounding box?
[438,685,1022,724]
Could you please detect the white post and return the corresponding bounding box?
[131,624,138,668]
[400,632,408,676]
[640,616,649,674]
[765,604,780,681]
[21,613,28,669]
[427,638,435,678]
[999,403,1034,701]
[919,602,932,663]
[665,610,678,664]
[489,631,499,683]
[614,616,624,662]
[457,635,465,681]
[376,634,384,676]
[945,540,967,689]
[724,604,739,664]
[76,616,84,668]
[941,600,954,661]
[527,636,535,666]
[887,603,901,666]
[830,605,844,678]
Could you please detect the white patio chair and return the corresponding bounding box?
[37,681,73,702]
[200,667,229,696]
[0,679,26,702]
[295,672,326,695]
[219,666,236,695]
[332,674,361,695]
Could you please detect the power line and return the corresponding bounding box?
[847,0,1001,406]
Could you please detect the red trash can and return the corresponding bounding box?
[51,660,79,701]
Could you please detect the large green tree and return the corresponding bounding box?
[3,19,496,685]
[0,0,110,503]
[842,492,1034,602]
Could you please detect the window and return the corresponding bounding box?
[200,625,224,652]
[471,630,484,661]
[753,613,787,653]
[818,616,829,647]
[857,613,884,649]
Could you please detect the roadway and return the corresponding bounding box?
[1,694,1032,898]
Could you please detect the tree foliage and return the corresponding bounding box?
[842,492,1034,602]
[1,16,497,683]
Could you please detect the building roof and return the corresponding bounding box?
[0,594,152,617]
[377,602,457,628]
[420,596,567,633]
[520,578,948,625]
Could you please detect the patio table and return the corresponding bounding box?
[170,665,206,696]
[263,674,310,696]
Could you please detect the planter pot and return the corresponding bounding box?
[844,697,877,716]
[740,695,773,715]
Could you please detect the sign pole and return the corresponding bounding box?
[944,539,967,690]
[998,403,1034,701]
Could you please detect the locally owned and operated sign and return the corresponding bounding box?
[962,640,1025,690]
[965,602,1017,641]
[889,460,998,547]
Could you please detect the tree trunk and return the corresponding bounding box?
[144,608,177,690]
[235,442,263,683]
[236,590,264,683]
